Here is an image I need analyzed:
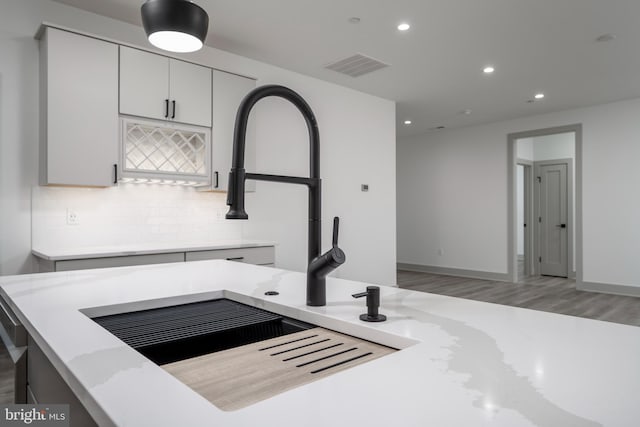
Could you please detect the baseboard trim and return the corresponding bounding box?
[578,281,640,298]
[397,263,510,282]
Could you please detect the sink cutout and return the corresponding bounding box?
[92,298,314,364]
[91,298,398,410]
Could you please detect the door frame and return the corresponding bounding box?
[516,160,534,277]
[507,124,582,284]
[534,158,574,278]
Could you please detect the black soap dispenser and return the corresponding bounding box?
[352,286,386,322]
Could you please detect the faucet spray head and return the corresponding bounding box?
[225,168,249,220]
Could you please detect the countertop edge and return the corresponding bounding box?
[32,241,276,261]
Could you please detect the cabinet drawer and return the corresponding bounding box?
[55,253,184,271]
[185,247,274,265]
[0,296,26,347]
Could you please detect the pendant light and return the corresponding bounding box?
[141,0,209,53]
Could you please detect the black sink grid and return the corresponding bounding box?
[92,299,314,365]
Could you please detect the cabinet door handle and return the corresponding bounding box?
[164,99,169,118]
[171,100,176,119]
[214,171,219,188]
[226,257,244,261]
[113,164,118,184]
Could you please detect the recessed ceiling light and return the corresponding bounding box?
[397,23,411,31]
[348,17,361,24]
[534,93,545,99]
[404,120,412,125]
[483,66,495,74]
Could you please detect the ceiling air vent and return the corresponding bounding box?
[324,53,389,78]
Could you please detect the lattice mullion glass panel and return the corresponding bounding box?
[124,122,207,176]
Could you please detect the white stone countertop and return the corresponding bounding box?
[31,240,275,261]
[1,261,638,427]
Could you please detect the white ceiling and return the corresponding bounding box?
[52,0,640,137]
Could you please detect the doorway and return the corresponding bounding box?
[508,124,582,284]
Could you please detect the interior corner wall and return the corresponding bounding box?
[397,97,640,288]
[0,0,397,285]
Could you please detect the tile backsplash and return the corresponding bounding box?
[32,184,245,250]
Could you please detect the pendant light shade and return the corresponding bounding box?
[141,0,209,53]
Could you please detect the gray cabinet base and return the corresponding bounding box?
[27,336,98,427]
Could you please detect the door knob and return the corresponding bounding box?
[556,224,567,228]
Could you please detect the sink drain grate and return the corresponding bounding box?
[92,299,314,364]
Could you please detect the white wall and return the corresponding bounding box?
[0,0,397,285]
[517,139,534,161]
[398,97,640,288]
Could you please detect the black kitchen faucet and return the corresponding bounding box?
[225,85,345,306]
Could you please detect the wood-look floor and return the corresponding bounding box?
[398,269,640,327]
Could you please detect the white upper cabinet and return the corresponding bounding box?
[119,46,212,128]
[169,59,212,128]
[201,70,256,192]
[40,27,119,187]
[119,46,168,122]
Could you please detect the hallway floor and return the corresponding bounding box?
[398,270,640,327]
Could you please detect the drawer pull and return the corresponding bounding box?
[226,257,245,261]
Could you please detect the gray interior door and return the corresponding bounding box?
[537,163,568,277]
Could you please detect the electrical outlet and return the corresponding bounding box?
[66,209,79,225]
[438,248,444,256]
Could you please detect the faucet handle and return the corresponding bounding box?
[328,216,345,267]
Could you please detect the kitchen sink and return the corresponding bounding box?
[91,298,398,410]
[92,298,315,364]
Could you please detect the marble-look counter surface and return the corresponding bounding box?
[1,261,638,426]
[32,240,275,261]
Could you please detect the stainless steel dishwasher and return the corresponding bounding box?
[0,294,27,403]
